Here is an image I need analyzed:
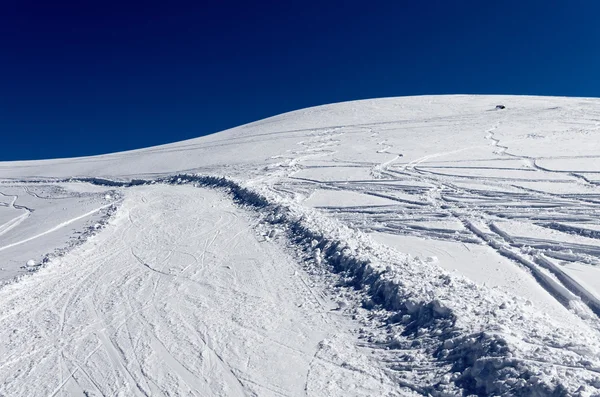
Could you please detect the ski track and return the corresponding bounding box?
[282,118,600,324]
[0,201,117,253]
[0,191,31,238]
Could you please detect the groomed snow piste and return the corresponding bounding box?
[2,95,600,396]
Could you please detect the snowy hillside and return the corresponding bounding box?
[2,95,600,396]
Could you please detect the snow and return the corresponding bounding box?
[304,189,397,208]
[2,95,600,395]
[370,232,578,324]
[0,185,401,396]
[0,183,119,281]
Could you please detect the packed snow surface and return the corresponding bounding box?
[2,95,600,395]
[0,186,397,396]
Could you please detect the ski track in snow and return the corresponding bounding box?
[0,201,117,254]
[0,192,31,238]
[3,95,600,395]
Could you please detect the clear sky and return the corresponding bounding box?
[1,1,598,160]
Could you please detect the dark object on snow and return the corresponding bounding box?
[495,105,506,110]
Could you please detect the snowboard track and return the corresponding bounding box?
[4,173,597,396]
[0,201,119,288]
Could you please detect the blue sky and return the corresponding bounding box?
[1,1,598,160]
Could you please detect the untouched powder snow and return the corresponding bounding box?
[2,95,600,395]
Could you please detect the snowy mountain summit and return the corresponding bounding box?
[2,95,600,396]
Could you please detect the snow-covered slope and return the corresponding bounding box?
[2,95,600,396]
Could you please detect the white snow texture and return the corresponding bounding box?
[2,95,600,396]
